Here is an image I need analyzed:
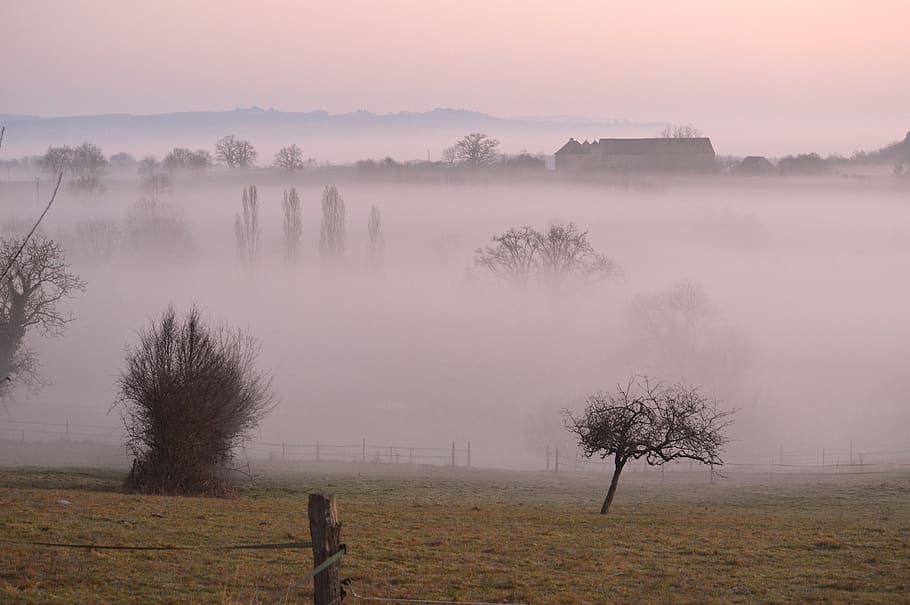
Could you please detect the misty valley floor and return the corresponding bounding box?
[0,465,907,605]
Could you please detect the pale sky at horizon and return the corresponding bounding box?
[3,0,909,154]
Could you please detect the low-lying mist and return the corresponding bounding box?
[2,178,909,469]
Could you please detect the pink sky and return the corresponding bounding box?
[4,0,909,155]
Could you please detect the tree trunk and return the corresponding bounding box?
[600,458,625,515]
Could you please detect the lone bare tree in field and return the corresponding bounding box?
[282,187,302,262]
[474,222,617,288]
[319,186,345,262]
[454,133,500,167]
[0,237,85,394]
[565,377,733,514]
[367,205,384,267]
[215,135,257,168]
[234,185,259,263]
[116,305,274,496]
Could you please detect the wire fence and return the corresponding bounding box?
[1,417,908,477]
[543,441,910,477]
[0,418,472,468]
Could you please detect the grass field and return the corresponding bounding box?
[0,464,907,604]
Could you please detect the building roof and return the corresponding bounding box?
[596,137,715,156]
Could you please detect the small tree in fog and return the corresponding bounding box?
[40,142,107,191]
[474,222,617,287]
[215,135,257,169]
[125,198,197,261]
[0,236,85,394]
[453,133,500,167]
[319,186,345,262]
[441,146,457,166]
[565,377,732,514]
[274,144,305,172]
[282,187,302,263]
[234,185,260,263]
[116,305,274,496]
[164,148,212,173]
[367,205,384,267]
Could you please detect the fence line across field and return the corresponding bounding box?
[1,417,908,476]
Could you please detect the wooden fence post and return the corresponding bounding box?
[308,494,343,605]
[467,442,471,468]
[555,447,559,473]
[362,438,366,463]
[451,441,455,467]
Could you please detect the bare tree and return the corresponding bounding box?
[163,148,212,173]
[319,186,345,262]
[234,185,260,263]
[536,223,617,287]
[474,226,540,287]
[0,236,86,394]
[474,222,617,288]
[367,205,384,267]
[40,142,107,191]
[565,377,733,514]
[274,144,305,172]
[215,135,257,169]
[660,124,701,138]
[125,198,197,262]
[454,133,500,167]
[116,305,275,496]
[441,146,457,166]
[282,187,302,263]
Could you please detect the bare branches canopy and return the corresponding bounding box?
[660,124,701,139]
[273,144,305,172]
[116,305,274,496]
[0,237,86,394]
[454,133,500,167]
[215,135,257,169]
[566,377,733,514]
[474,222,618,287]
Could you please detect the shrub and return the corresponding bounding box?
[116,306,275,496]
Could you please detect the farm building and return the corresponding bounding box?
[555,137,716,173]
[734,155,777,175]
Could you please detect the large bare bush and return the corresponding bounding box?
[116,306,275,496]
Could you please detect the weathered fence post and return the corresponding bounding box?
[316,440,320,462]
[555,447,559,473]
[451,441,456,467]
[362,438,366,463]
[308,494,343,605]
[467,442,471,468]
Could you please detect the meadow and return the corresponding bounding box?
[0,464,907,604]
